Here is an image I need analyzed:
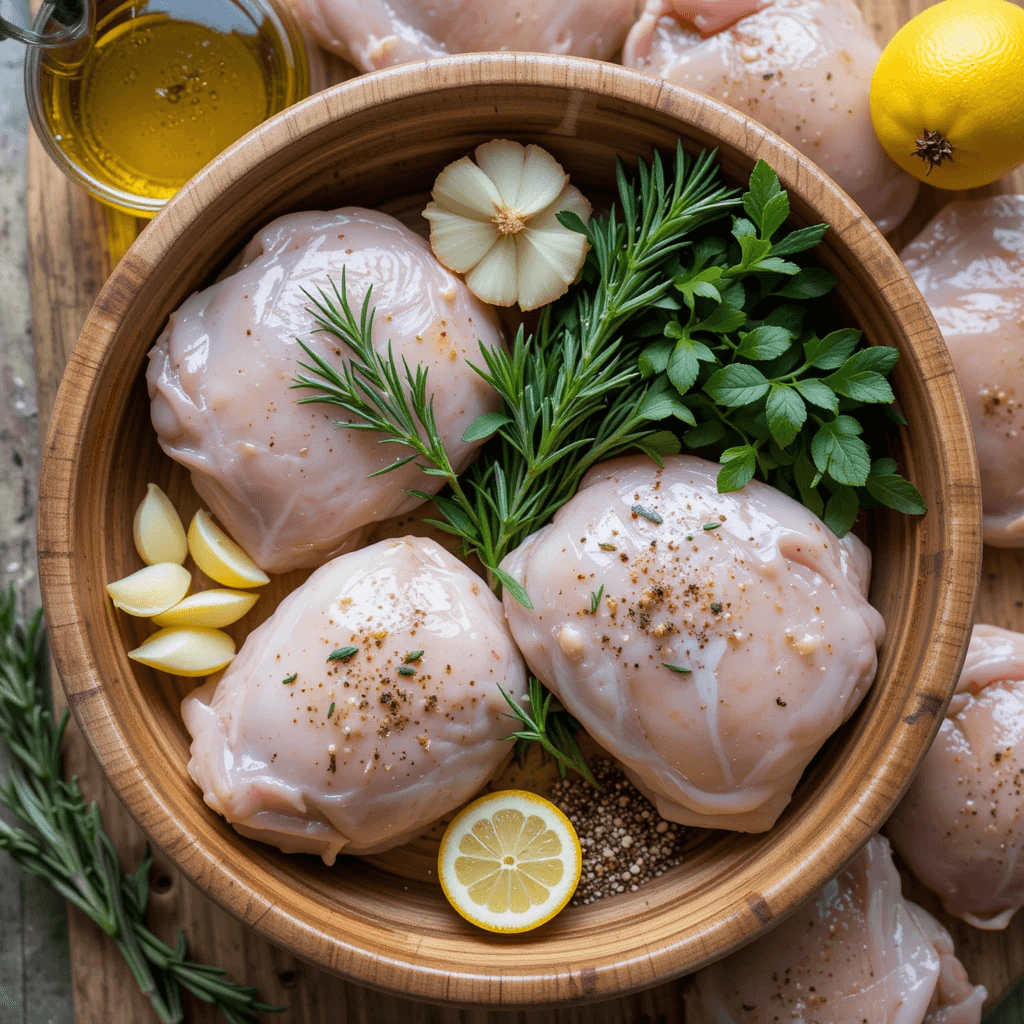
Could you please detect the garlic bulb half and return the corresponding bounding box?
[423,140,591,311]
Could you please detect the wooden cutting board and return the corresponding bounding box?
[25,1,1024,1021]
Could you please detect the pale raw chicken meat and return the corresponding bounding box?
[684,836,987,1024]
[900,197,1024,547]
[622,0,919,232]
[287,0,635,72]
[147,208,502,574]
[888,624,1024,930]
[181,537,527,863]
[500,454,885,833]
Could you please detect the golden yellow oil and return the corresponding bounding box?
[38,0,306,212]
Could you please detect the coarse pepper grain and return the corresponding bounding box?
[549,759,687,905]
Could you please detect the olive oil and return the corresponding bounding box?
[37,0,306,214]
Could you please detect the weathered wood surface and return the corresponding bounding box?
[24,0,1024,1020]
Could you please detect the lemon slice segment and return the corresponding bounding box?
[151,589,258,628]
[106,563,192,617]
[133,483,188,565]
[187,509,269,588]
[438,789,581,933]
[128,626,235,677]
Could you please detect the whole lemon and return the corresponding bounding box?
[870,0,1024,190]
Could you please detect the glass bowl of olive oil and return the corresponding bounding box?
[25,0,310,217]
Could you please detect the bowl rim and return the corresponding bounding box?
[37,52,982,1005]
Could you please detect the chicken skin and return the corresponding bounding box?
[500,454,885,833]
[900,197,1024,547]
[889,624,1024,930]
[287,0,635,72]
[182,537,527,863]
[622,0,919,232]
[684,836,986,1024]
[147,208,502,573]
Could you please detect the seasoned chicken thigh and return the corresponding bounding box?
[181,538,527,862]
[622,0,919,232]
[287,0,635,72]
[500,454,885,833]
[888,624,1024,930]
[900,197,1024,547]
[147,208,502,573]
[684,836,986,1024]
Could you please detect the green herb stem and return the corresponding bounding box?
[0,589,283,1024]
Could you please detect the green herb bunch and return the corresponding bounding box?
[634,160,925,537]
[294,145,737,607]
[0,589,281,1024]
[292,146,924,780]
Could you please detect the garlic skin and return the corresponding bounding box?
[423,140,591,311]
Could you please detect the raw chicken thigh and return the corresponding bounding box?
[500,454,885,833]
[182,537,527,862]
[900,197,1024,547]
[684,836,986,1024]
[888,624,1024,930]
[287,0,635,72]
[622,0,919,232]
[147,207,502,573]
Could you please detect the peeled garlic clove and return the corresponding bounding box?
[517,186,592,310]
[151,589,258,628]
[129,626,235,677]
[133,483,188,565]
[106,563,192,617]
[423,139,592,310]
[187,509,270,588]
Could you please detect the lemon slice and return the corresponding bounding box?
[187,509,269,588]
[133,483,187,565]
[152,589,258,628]
[106,563,192,617]
[128,626,235,677]
[438,789,581,933]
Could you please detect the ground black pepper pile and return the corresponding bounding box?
[550,759,688,905]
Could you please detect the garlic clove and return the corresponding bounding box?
[188,509,270,588]
[516,185,593,310]
[538,180,593,226]
[431,156,503,220]
[465,235,520,307]
[515,145,570,217]
[474,139,527,207]
[151,589,258,628]
[423,204,500,274]
[426,139,591,310]
[128,626,235,677]
[133,483,188,565]
[106,562,192,617]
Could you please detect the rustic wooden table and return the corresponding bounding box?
[19,1,1024,1021]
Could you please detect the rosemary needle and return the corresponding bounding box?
[0,588,283,1023]
[293,144,740,783]
[498,678,600,788]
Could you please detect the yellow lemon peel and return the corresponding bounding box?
[438,789,581,933]
[870,0,1024,190]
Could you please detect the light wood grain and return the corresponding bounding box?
[24,1,1024,1021]
[32,50,983,1008]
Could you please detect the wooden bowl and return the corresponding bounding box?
[37,55,982,1005]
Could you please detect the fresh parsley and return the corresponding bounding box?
[635,159,925,537]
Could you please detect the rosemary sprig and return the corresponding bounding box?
[292,146,740,780]
[498,678,599,789]
[292,144,739,604]
[0,589,282,1024]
